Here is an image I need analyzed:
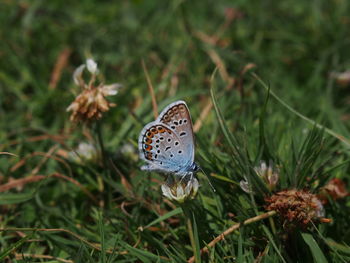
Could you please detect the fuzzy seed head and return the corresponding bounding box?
[265,189,325,229]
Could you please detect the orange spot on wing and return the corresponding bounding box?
[157,127,165,133]
[146,153,153,160]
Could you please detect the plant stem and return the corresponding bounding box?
[181,203,200,263]
[95,121,106,193]
[187,210,277,263]
[186,216,197,259]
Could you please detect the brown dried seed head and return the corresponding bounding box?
[67,85,116,123]
[265,189,325,229]
[318,178,349,204]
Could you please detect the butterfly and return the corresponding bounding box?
[138,100,199,178]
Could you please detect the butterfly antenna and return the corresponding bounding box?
[199,167,216,192]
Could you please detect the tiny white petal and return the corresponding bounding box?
[66,102,78,112]
[101,83,122,96]
[268,172,279,186]
[176,185,185,198]
[192,178,199,195]
[161,184,173,199]
[86,58,98,74]
[314,199,325,218]
[240,178,253,194]
[184,180,192,195]
[73,64,86,86]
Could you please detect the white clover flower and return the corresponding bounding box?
[161,176,199,203]
[68,142,98,163]
[240,161,279,193]
[86,58,98,74]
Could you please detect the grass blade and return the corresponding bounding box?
[301,233,328,263]
[143,207,182,229]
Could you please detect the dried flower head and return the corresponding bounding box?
[318,178,349,204]
[161,175,199,203]
[265,189,326,229]
[240,161,279,193]
[331,71,350,87]
[67,59,122,123]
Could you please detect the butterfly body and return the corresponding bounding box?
[138,100,198,177]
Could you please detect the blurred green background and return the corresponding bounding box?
[1,0,350,262]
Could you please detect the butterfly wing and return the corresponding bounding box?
[156,100,195,167]
[138,100,195,174]
[138,122,189,173]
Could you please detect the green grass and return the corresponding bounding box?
[1,0,350,262]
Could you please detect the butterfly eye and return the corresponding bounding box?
[179,120,183,125]
[173,107,179,114]
[151,127,157,133]
[175,141,179,146]
[183,119,188,123]
[179,132,187,137]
